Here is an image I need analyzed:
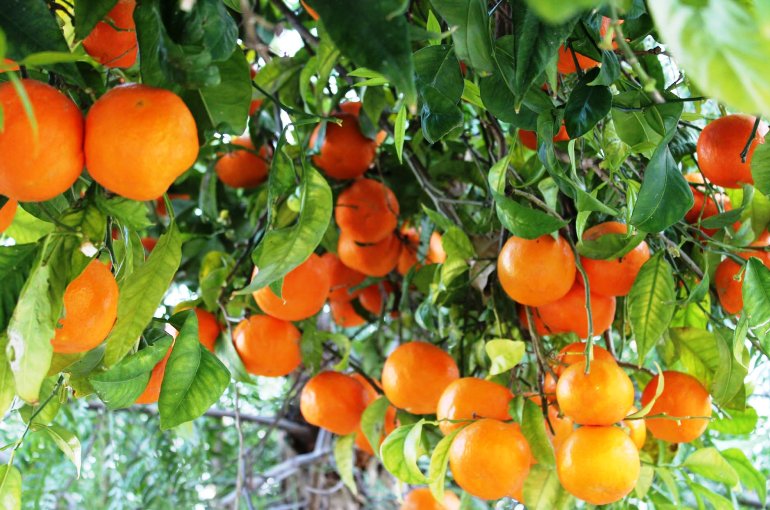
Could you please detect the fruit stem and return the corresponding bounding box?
[740,116,762,163]
[610,4,664,104]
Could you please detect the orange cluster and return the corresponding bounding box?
[500,223,649,339]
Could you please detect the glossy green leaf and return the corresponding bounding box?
[420,84,463,143]
[381,424,428,484]
[414,45,463,102]
[627,252,676,365]
[428,427,462,501]
[3,207,54,244]
[711,327,748,406]
[521,399,556,468]
[711,406,757,435]
[523,465,572,510]
[0,465,21,510]
[742,257,770,338]
[403,419,428,484]
[564,74,612,139]
[430,0,494,73]
[577,232,646,260]
[722,448,767,503]
[94,195,152,231]
[682,447,739,487]
[485,339,526,376]
[751,142,770,196]
[360,396,390,458]
[104,223,182,367]
[0,243,37,332]
[158,312,231,430]
[90,336,174,409]
[334,433,357,495]
[631,144,693,232]
[668,328,720,387]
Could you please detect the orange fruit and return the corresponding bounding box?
[299,371,368,435]
[215,135,270,189]
[518,124,570,150]
[85,84,199,201]
[309,102,378,180]
[249,98,263,116]
[0,199,18,232]
[135,343,173,405]
[398,228,446,274]
[556,426,640,505]
[155,193,191,217]
[193,308,221,352]
[545,405,575,451]
[301,0,319,20]
[381,341,459,414]
[684,173,735,235]
[534,283,616,338]
[335,178,399,243]
[329,282,394,327]
[232,315,301,377]
[0,79,84,202]
[552,342,616,375]
[329,298,366,328]
[82,0,138,68]
[400,487,461,510]
[322,252,366,301]
[714,234,770,314]
[448,419,532,500]
[556,17,614,75]
[358,281,394,316]
[697,114,769,188]
[556,359,634,425]
[518,306,561,336]
[140,237,157,253]
[252,253,331,321]
[621,407,647,449]
[338,230,401,277]
[641,370,712,443]
[497,234,576,306]
[350,374,398,455]
[50,260,119,354]
[436,377,513,435]
[580,222,651,297]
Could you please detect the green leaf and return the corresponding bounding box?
[312,0,416,104]
[627,252,676,365]
[710,327,747,406]
[668,328,720,387]
[564,73,612,139]
[485,339,526,376]
[588,51,620,86]
[722,448,767,503]
[523,0,605,24]
[420,84,463,143]
[631,144,693,232]
[742,257,770,338]
[73,0,118,40]
[521,399,556,468]
[523,465,572,510]
[94,195,152,231]
[0,0,84,85]
[636,464,655,499]
[441,227,475,260]
[577,232,646,260]
[181,49,251,136]
[0,465,21,510]
[3,206,54,244]
[403,419,428,484]
[690,484,733,510]
[428,427,462,501]
[0,243,37,332]
[158,312,230,430]
[752,143,770,196]
[711,406,757,435]
[381,424,428,484]
[414,45,463,102]
[334,433,357,495]
[104,223,183,367]
[394,104,407,163]
[488,156,567,239]
[39,424,81,477]
[0,334,14,416]
[430,0,494,73]
[239,165,332,293]
[647,0,770,119]
[682,447,740,487]
[90,336,174,409]
[360,396,390,458]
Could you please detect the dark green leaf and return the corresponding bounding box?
[0,243,37,332]
[564,72,612,138]
[588,50,620,86]
[430,0,494,73]
[631,145,693,232]
[523,0,605,24]
[414,45,463,102]
[420,84,463,143]
[73,0,118,40]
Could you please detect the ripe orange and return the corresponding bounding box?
[497,234,576,306]
[301,0,319,20]
[329,282,394,327]
[381,342,459,414]
[252,253,331,321]
[641,371,712,443]
[232,315,301,377]
[335,178,399,243]
[553,342,616,376]
[329,299,366,328]
[697,114,769,188]
[249,98,263,116]
[400,487,461,510]
[534,283,616,338]
[299,371,368,435]
[50,260,119,354]
[193,308,221,352]
[715,235,770,314]
[556,426,640,505]
[135,343,173,405]
[321,252,366,301]
[140,237,157,253]
[545,404,575,451]
[556,359,634,425]
[338,230,401,277]
[0,80,84,202]
[82,0,138,68]
[358,282,394,316]
[580,222,651,297]
[622,407,647,449]
[350,374,398,455]
[556,47,599,74]
[436,377,513,435]
[398,228,446,274]
[448,419,532,500]
[155,193,192,218]
[309,102,378,180]
[684,173,735,235]
[85,84,199,201]
[518,124,570,150]
[518,306,561,336]
[0,199,18,232]
[215,135,270,189]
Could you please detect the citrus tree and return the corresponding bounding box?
[1,0,770,508]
